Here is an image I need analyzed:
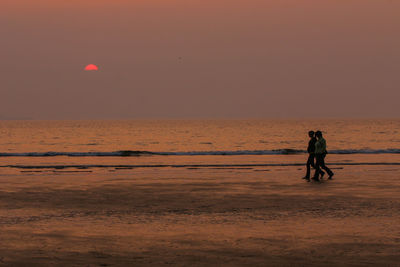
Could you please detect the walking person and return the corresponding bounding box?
[312,131,334,181]
[303,130,322,181]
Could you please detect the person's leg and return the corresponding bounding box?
[305,154,313,178]
[310,154,315,168]
[311,154,324,177]
[320,155,333,177]
[313,155,321,180]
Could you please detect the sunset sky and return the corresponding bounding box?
[1,0,399,119]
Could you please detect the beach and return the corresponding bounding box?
[0,120,400,265]
[1,163,399,266]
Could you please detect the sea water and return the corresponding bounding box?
[0,119,400,172]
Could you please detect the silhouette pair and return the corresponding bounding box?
[303,130,334,182]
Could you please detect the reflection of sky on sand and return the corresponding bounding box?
[0,165,399,265]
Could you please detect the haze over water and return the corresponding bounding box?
[2,0,400,119]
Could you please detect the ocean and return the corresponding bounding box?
[1,119,400,173]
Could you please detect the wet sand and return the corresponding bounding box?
[0,166,399,266]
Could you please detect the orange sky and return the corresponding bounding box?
[1,0,399,119]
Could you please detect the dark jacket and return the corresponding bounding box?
[307,137,317,154]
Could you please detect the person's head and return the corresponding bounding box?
[308,130,315,138]
[315,131,323,139]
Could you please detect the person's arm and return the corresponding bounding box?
[308,140,314,153]
[322,139,327,153]
[314,141,319,154]
[311,140,316,154]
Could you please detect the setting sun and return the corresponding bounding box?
[84,64,99,71]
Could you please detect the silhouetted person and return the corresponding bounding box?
[313,131,334,181]
[303,130,321,181]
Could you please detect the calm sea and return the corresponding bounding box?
[1,119,400,171]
